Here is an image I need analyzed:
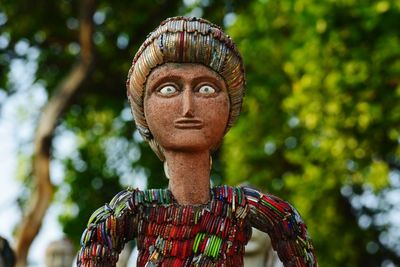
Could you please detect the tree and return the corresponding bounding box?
[2,0,95,265]
[224,1,400,266]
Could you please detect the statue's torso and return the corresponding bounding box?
[134,186,252,266]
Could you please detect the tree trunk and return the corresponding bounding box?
[15,0,95,265]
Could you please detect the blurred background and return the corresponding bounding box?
[0,0,399,266]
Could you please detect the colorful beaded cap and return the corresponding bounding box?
[126,17,246,160]
[77,186,317,266]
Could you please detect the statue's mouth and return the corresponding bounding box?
[174,118,203,129]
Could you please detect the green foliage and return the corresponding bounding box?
[224,0,400,266]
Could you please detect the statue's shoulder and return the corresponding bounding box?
[78,188,139,264]
[211,185,251,221]
[86,188,137,226]
[211,185,248,206]
[240,185,302,219]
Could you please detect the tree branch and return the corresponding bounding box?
[15,0,95,265]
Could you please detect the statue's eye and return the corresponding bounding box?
[159,85,177,95]
[198,85,216,94]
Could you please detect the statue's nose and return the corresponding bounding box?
[182,87,195,117]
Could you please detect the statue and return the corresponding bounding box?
[77,17,317,267]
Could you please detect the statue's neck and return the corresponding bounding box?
[164,151,211,205]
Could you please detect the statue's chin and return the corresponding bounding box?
[157,132,218,154]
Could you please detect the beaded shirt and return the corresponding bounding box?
[77,186,317,266]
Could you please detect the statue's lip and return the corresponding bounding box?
[174,118,203,129]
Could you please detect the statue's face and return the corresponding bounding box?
[144,63,230,153]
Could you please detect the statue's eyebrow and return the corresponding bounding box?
[191,75,226,91]
[146,75,182,94]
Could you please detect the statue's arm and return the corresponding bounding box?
[242,186,317,267]
[77,189,138,266]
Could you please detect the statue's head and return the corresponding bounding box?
[126,16,245,161]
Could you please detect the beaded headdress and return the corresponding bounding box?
[126,16,246,160]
